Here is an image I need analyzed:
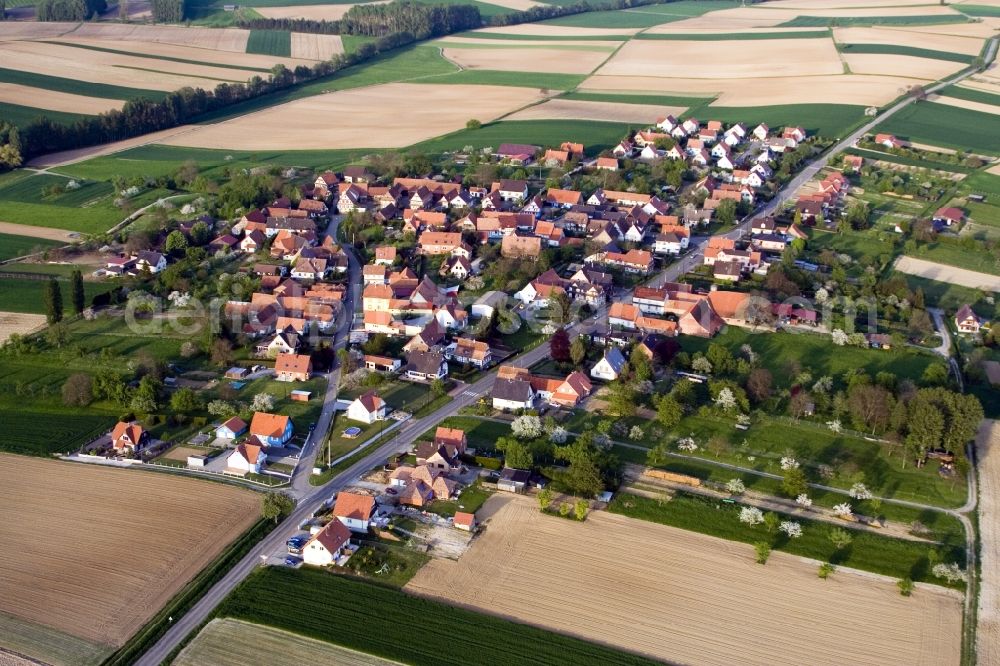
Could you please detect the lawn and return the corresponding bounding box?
[422,69,586,90]
[837,43,972,65]
[343,543,430,587]
[891,271,998,316]
[410,119,633,156]
[806,227,897,265]
[0,102,88,129]
[0,233,62,261]
[216,567,662,666]
[906,242,1000,276]
[779,14,970,27]
[0,182,171,235]
[681,327,937,387]
[245,30,292,57]
[609,492,964,586]
[880,102,1000,155]
[0,278,116,314]
[424,479,493,517]
[0,66,164,100]
[683,102,867,139]
[966,200,1000,229]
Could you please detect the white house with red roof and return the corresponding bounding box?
[346,391,387,424]
[333,491,376,532]
[303,519,353,566]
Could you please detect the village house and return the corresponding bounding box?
[250,412,294,446]
[215,416,247,440]
[226,442,264,474]
[418,231,465,256]
[274,352,312,382]
[333,492,376,532]
[374,246,397,266]
[494,179,529,202]
[346,391,388,424]
[955,304,982,334]
[364,355,402,373]
[290,257,328,281]
[111,421,149,453]
[933,207,965,227]
[497,467,531,493]
[302,519,353,566]
[445,337,492,369]
[590,346,627,381]
[405,350,449,382]
[492,378,535,411]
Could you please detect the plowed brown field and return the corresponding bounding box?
[0,456,259,653]
[406,495,961,666]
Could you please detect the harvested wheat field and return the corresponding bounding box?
[597,38,842,79]
[55,37,318,70]
[931,95,1000,116]
[0,312,46,344]
[0,41,246,92]
[978,420,1000,665]
[0,84,121,115]
[290,33,345,60]
[656,3,961,30]
[895,256,1000,290]
[174,618,401,666]
[68,23,251,52]
[162,83,545,150]
[256,1,389,20]
[406,495,961,666]
[441,45,611,75]
[832,26,986,55]
[842,53,963,80]
[473,24,644,37]
[0,455,260,661]
[765,0,940,7]
[507,98,683,123]
[581,73,919,106]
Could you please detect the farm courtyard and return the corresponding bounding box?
[406,495,962,666]
[0,455,260,666]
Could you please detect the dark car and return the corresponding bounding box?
[385,487,398,496]
[284,555,302,566]
[309,422,317,431]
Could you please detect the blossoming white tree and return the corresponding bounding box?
[548,425,568,444]
[511,415,543,439]
[691,357,713,374]
[251,392,275,412]
[714,387,737,412]
[832,502,854,519]
[849,483,873,500]
[831,328,849,346]
[726,478,746,495]
[780,456,799,471]
[796,494,813,509]
[932,562,968,583]
[779,521,803,538]
[827,419,843,434]
[629,426,645,441]
[739,506,764,526]
[676,437,698,452]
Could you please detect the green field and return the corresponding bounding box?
[938,84,1000,107]
[837,43,973,64]
[246,29,292,57]
[905,243,1000,276]
[0,233,63,261]
[438,41,615,53]
[422,69,585,90]
[0,409,117,456]
[879,101,1000,154]
[217,567,662,666]
[779,14,970,27]
[559,90,711,107]
[419,415,510,452]
[0,66,164,101]
[0,102,88,128]
[680,102,866,139]
[610,492,964,586]
[957,4,1000,17]
[410,118,633,155]
[962,171,1000,198]
[0,277,116,314]
[682,327,936,386]
[637,29,831,40]
[455,30,631,41]
[806,228,897,265]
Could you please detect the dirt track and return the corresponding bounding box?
[0,222,78,241]
[977,420,1000,665]
[406,495,961,666]
[0,456,259,651]
[894,256,1000,291]
[0,313,47,345]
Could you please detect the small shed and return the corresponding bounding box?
[497,467,530,493]
[453,511,477,531]
[290,390,312,402]
[224,366,249,380]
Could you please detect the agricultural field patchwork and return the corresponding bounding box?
[0,456,260,663]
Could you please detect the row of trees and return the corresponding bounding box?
[238,2,482,38]
[151,0,183,22]
[43,271,86,325]
[36,0,104,20]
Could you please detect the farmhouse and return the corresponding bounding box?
[933,207,965,226]
[333,492,376,532]
[111,421,149,453]
[303,519,353,567]
[346,392,388,424]
[274,352,312,382]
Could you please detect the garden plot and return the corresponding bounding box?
[160,82,546,150]
[441,45,612,75]
[580,73,922,106]
[0,455,259,661]
[894,256,1000,290]
[0,312,46,344]
[506,98,684,123]
[841,53,964,80]
[595,38,843,78]
[406,495,961,666]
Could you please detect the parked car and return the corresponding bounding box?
[284,555,302,566]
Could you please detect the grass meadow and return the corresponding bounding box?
[246,29,292,57]
[779,14,970,28]
[216,567,663,666]
[0,233,62,261]
[880,102,1000,155]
